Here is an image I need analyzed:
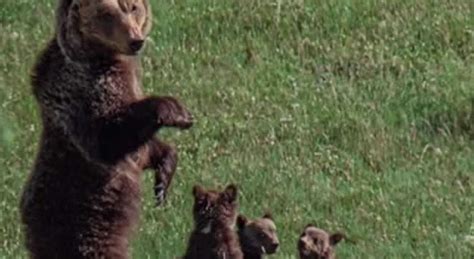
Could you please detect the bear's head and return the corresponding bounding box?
[192,184,238,234]
[57,0,152,59]
[298,224,344,259]
[237,213,279,256]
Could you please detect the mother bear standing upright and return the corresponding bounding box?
[20,0,193,258]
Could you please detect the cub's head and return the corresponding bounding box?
[192,184,239,234]
[298,225,344,259]
[63,0,152,55]
[237,213,279,256]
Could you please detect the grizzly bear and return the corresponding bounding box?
[298,225,345,259]
[19,0,192,258]
[183,184,243,259]
[236,213,279,259]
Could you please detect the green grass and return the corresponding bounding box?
[1,0,473,258]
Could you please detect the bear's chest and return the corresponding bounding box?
[84,63,143,116]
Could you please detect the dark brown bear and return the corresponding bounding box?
[183,184,243,259]
[236,213,279,259]
[19,0,192,258]
[298,225,345,259]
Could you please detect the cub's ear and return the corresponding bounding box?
[223,184,238,202]
[304,223,315,229]
[237,214,248,229]
[262,212,273,220]
[192,185,205,198]
[330,232,345,246]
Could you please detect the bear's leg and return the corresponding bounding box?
[146,138,178,206]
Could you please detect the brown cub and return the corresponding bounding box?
[20,0,192,258]
[237,213,279,259]
[184,184,243,259]
[298,225,345,259]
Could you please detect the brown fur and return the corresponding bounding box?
[298,225,344,259]
[236,213,279,259]
[20,0,192,258]
[184,184,243,259]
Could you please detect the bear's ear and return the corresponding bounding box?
[237,214,248,229]
[192,185,205,198]
[330,232,345,246]
[263,212,273,220]
[304,223,315,229]
[222,184,238,202]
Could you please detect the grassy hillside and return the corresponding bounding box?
[1,0,473,258]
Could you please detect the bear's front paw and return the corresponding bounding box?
[155,96,193,129]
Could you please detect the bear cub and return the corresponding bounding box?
[183,184,243,259]
[298,225,344,259]
[237,213,279,259]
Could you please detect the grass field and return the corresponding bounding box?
[1,0,473,258]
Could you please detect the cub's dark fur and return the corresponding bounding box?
[298,225,345,259]
[19,0,192,258]
[237,213,279,259]
[184,184,243,259]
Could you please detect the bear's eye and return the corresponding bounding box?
[197,198,208,207]
[98,12,114,23]
[131,4,139,13]
[314,238,323,245]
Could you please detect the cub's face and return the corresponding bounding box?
[298,225,344,259]
[75,0,152,55]
[192,184,238,233]
[237,213,280,255]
